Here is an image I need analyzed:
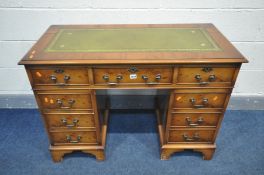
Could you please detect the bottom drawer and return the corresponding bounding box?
[168,129,215,143]
[50,131,98,145]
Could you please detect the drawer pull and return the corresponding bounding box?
[49,74,70,86]
[142,75,149,81]
[50,75,57,82]
[195,74,216,85]
[66,135,81,143]
[61,118,79,127]
[116,74,123,81]
[208,75,216,82]
[142,74,161,85]
[183,133,200,141]
[155,74,161,80]
[102,74,123,85]
[56,99,75,109]
[195,74,202,81]
[194,74,208,85]
[64,75,71,82]
[190,98,208,108]
[102,74,109,81]
[185,117,203,126]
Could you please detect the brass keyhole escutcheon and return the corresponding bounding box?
[202,67,213,72]
[128,67,138,73]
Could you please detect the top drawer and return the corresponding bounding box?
[29,67,89,86]
[93,66,173,86]
[176,65,238,87]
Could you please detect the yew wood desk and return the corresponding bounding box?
[18,24,248,162]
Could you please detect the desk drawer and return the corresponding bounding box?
[176,66,236,87]
[170,112,220,127]
[50,131,98,145]
[168,129,215,143]
[30,67,89,86]
[93,66,173,85]
[37,92,93,110]
[45,113,96,129]
[172,89,229,109]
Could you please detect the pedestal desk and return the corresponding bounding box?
[18,24,248,162]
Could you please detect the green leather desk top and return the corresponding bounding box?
[45,28,221,52]
[18,24,247,65]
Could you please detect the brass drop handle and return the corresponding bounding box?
[66,135,81,143]
[49,74,70,86]
[155,74,161,80]
[116,74,123,81]
[56,98,63,106]
[185,117,203,126]
[183,133,200,141]
[195,74,202,81]
[190,98,208,108]
[102,74,109,81]
[142,75,149,81]
[103,74,116,85]
[61,118,79,127]
[68,99,75,107]
[102,74,123,85]
[195,74,216,85]
[208,75,216,82]
[56,99,75,109]
[50,75,57,82]
[64,75,71,82]
[142,74,161,85]
[194,74,208,85]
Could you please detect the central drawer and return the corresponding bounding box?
[93,66,173,85]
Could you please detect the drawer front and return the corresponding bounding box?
[37,93,93,110]
[30,67,89,85]
[170,112,220,127]
[45,113,95,129]
[50,131,97,145]
[168,130,215,143]
[172,92,228,109]
[176,66,236,87]
[93,66,173,85]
